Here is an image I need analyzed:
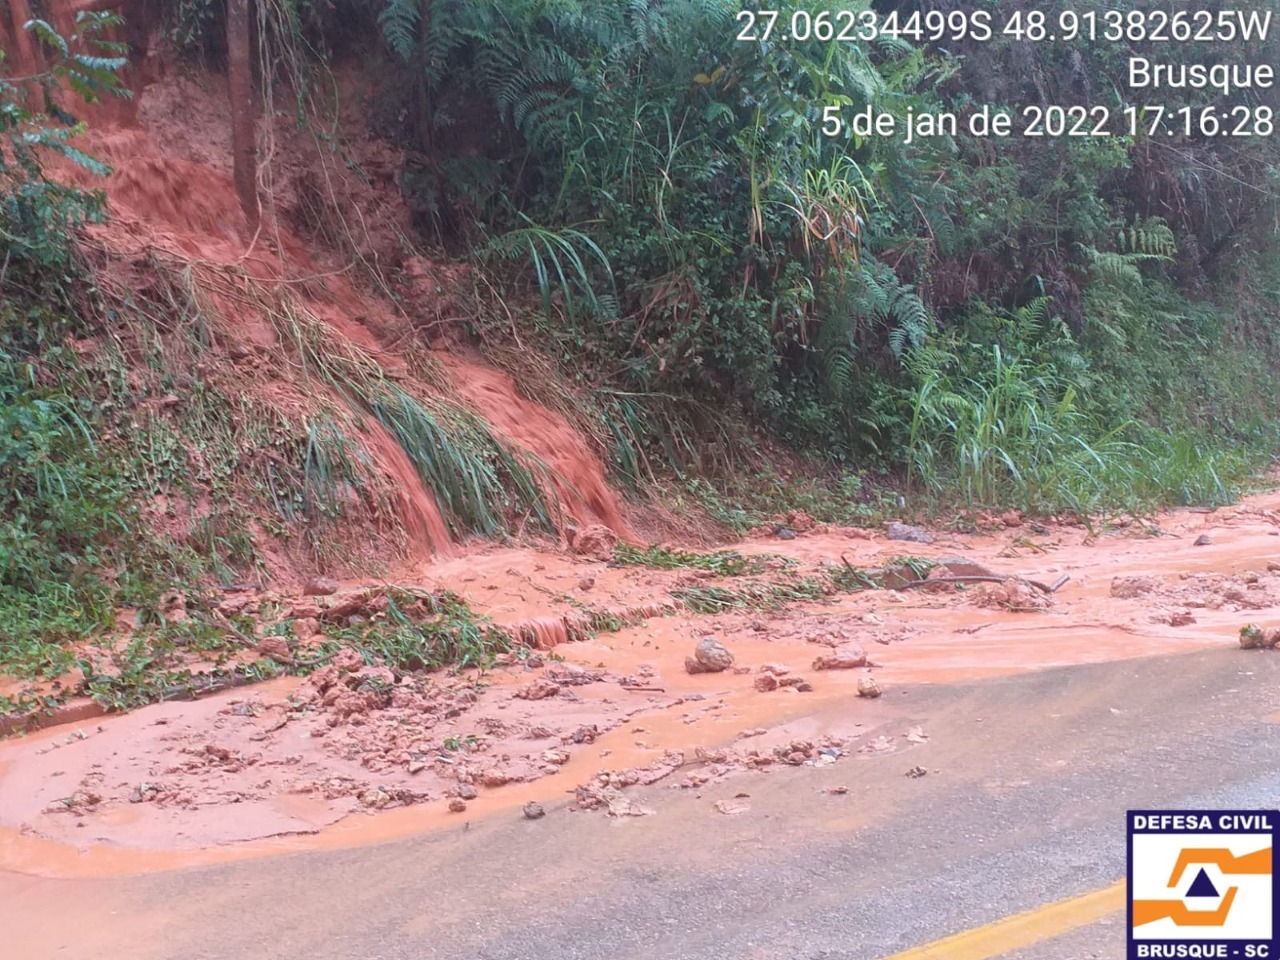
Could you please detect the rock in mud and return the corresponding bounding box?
[546,664,602,686]
[982,578,1052,610]
[1169,611,1197,627]
[304,577,339,597]
[480,769,514,788]
[1239,624,1280,650]
[1111,576,1157,599]
[887,522,933,544]
[1194,534,1213,546]
[291,616,321,640]
[457,784,478,800]
[936,556,1000,579]
[515,679,561,700]
[753,673,779,693]
[256,636,292,663]
[288,599,323,620]
[783,678,814,693]
[905,765,928,779]
[685,636,734,674]
[522,801,546,820]
[856,675,882,698]
[448,799,467,813]
[775,527,797,540]
[321,592,371,622]
[566,523,618,561]
[217,595,256,617]
[577,575,595,591]
[812,644,868,671]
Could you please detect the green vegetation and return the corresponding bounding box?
[366,0,1280,509]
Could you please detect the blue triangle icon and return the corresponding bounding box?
[1186,868,1220,898]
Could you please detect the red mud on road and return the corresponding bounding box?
[2,492,1278,877]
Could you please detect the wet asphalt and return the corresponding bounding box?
[10,646,1280,960]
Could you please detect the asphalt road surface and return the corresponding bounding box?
[7,646,1280,960]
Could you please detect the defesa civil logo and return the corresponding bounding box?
[1129,810,1279,959]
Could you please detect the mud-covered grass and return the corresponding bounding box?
[669,556,936,614]
[314,588,523,674]
[612,544,769,577]
[0,584,526,731]
[0,544,938,729]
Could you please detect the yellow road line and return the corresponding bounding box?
[881,879,1126,960]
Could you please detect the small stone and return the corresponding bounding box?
[886,522,933,544]
[1240,624,1280,650]
[813,644,868,671]
[689,636,734,673]
[407,759,427,774]
[217,595,255,617]
[1193,534,1212,546]
[775,527,797,540]
[826,786,849,795]
[577,576,595,592]
[753,674,779,693]
[289,599,323,620]
[304,577,340,597]
[1000,510,1023,528]
[1169,611,1196,627]
[567,524,618,561]
[905,765,928,779]
[361,788,389,808]
[1268,562,1280,573]
[256,636,292,662]
[857,675,882,698]
[515,679,561,700]
[523,801,546,820]
[291,617,320,640]
[457,784,478,800]
[1111,576,1156,599]
[448,799,467,813]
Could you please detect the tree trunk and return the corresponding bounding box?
[7,0,43,103]
[226,0,258,231]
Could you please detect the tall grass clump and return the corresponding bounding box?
[905,332,1259,515]
[255,280,559,539]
